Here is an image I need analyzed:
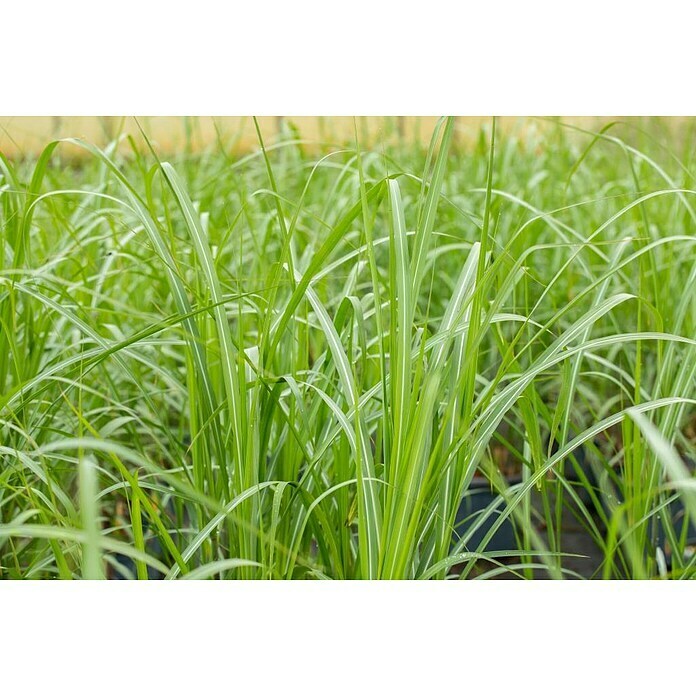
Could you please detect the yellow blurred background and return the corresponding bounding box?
[0,116,690,158]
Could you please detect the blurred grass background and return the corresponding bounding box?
[3,116,691,158]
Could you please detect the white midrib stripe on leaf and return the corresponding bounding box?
[162,163,246,482]
[302,281,381,577]
[384,242,480,577]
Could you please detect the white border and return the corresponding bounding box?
[4,1,696,114]
[2,581,695,694]
[2,3,695,692]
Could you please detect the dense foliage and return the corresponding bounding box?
[1,117,694,579]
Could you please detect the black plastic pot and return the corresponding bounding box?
[654,459,696,564]
[110,539,165,580]
[594,456,696,568]
[549,437,598,510]
[108,496,189,580]
[655,495,696,552]
[452,476,522,553]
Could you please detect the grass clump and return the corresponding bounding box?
[0,117,694,579]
